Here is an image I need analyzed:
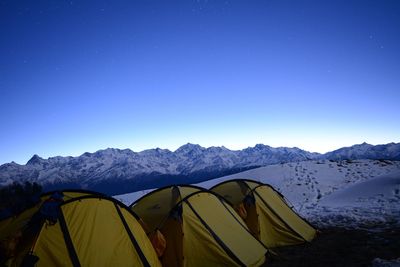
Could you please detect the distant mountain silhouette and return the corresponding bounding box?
[0,142,398,195]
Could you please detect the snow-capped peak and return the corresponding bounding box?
[1,142,399,195]
[26,154,45,165]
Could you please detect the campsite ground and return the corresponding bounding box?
[266,227,400,267]
[115,161,400,266]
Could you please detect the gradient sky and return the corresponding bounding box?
[1,0,399,164]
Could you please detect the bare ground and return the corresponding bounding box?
[265,227,400,267]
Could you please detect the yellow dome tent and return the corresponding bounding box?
[1,190,100,244]
[211,179,317,248]
[130,185,268,267]
[1,190,161,267]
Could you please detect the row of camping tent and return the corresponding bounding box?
[0,179,317,267]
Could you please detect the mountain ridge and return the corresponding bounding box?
[0,142,399,195]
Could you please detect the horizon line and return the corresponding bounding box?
[3,141,399,166]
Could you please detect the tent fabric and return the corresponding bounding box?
[131,186,267,267]
[149,230,166,257]
[254,185,316,245]
[131,185,203,234]
[1,191,161,267]
[159,216,183,267]
[0,190,103,263]
[235,203,247,220]
[211,179,317,248]
[0,190,103,242]
[183,192,267,267]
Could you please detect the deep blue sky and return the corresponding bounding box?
[1,0,399,164]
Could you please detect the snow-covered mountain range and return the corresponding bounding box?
[324,142,400,161]
[0,142,399,195]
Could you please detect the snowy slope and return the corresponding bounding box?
[115,189,155,205]
[196,159,400,209]
[306,171,400,229]
[319,171,400,207]
[116,159,400,206]
[115,159,400,229]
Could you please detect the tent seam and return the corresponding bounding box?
[184,199,246,267]
[58,208,81,267]
[114,203,151,267]
[253,190,307,242]
[219,198,270,251]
